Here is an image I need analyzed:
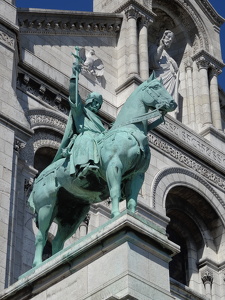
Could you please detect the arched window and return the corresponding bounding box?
[166,186,220,289]
[34,147,57,174]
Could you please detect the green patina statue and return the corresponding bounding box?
[28,47,177,267]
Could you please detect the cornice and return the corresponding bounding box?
[196,0,225,27]
[114,0,156,19]
[154,114,225,177]
[192,49,225,70]
[17,9,123,36]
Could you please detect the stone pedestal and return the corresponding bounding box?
[0,211,179,300]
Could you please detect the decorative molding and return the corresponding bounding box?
[156,116,225,174]
[151,167,224,211]
[17,10,122,36]
[176,0,209,52]
[197,0,225,27]
[21,131,61,165]
[0,29,15,49]
[17,72,70,116]
[27,109,67,135]
[148,132,225,192]
[32,132,61,153]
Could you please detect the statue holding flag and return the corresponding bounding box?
[53,47,106,178]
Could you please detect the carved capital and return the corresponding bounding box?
[192,50,225,72]
[14,139,26,152]
[139,14,152,28]
[210,64,222,77]
[196,56,210,70]
[125,5,139,20]
[24,178,34,193]
[0,29,15,49]
[201,270,213,286]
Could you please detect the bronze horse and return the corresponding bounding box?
[28,73,177,266]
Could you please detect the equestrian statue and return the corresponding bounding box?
[28,47,177,267]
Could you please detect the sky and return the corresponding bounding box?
[16,0,225,91]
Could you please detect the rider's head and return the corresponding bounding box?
[85,92,103,113]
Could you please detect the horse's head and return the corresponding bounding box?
[141,72,177,113]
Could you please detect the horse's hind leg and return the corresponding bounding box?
[33,204,56,267]
[125,173,144,213]
[106,159,122,218]
[52,204,90,254]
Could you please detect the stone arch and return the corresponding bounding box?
[27,108,67,134]
[23,131,62,166]
[21,108,66,166]
[151,167,225,225]
[152,167,225,289]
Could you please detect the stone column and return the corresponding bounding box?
[5,139,25,287]
[0,124,14,290]
[125,5,139,77]
[209,66,222,130]
[139,16,151,80]
[184,58,196,129]
[196,58,212,127]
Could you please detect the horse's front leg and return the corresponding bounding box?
[33,203,56,267]
[125,173,144,213]
[106,159,122,218]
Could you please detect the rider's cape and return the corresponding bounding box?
[52,106,105,163]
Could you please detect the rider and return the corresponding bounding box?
[53,62,106,178]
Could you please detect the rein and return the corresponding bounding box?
[113,103,165,129]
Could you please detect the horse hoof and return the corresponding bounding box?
[111,211,120,218]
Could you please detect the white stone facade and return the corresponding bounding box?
[0,0,225,299]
